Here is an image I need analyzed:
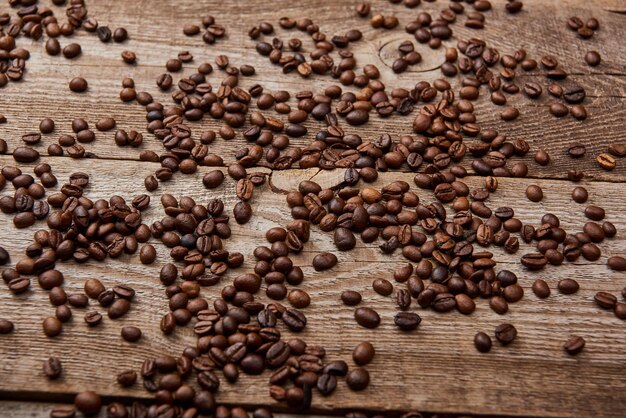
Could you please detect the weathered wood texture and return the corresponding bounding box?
[0,0,625,417]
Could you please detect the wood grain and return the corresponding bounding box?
[0,0,625,417]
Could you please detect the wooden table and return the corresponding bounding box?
[0,0,625,416]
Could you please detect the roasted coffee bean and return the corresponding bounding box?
[353,342,375,365]
[0,319,14,334]
[394,312,421,331]
[526,185,543,202]
[494,323,517,345]
[43,317,62,337]
[474,332,492,353]
[372,278,393,296]
[608,256,626,271]
[354,307,380,328]
[75,391,102,416]
[341,290,362,306]
[346,367,369,391]
[557,279,579,294]
[594,292,617,309]
[312,252,338,271]
[43,356,62,379]
[596,153,616,171]
[532,279,551,298]
[564,335,586,355]
[121,326,142,342]
[69,77,88,92]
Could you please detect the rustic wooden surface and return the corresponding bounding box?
[0,0,625,417]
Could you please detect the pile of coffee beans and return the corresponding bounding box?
[0,0,625,417]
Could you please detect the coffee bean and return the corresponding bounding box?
[564,335,585,355]
[0,246,10,265]
[69,77,88,92]
[550,103,569,117]
[63,43,82,59]
[372,278,393,296]
[489,296,509,315]
[494,323,517,345]
[39,118,55,134]
[84,311,103,327]
[532,279,551,298]
[584,205,605,221]
[121,326,142,342]
[287,289,310,309]
[500,107,520,121]
[526,185,543,202]
[346,367,369,391]
[75,391,102,416]
[474,332,492,353]
[341,290,362,306]
[117,370,137,387]
[354,307,380,328]
[50,406,76,418]
[557,278,579,294]
[113,28,128,42]
[43,316,62,337]
[585,51,601,66]
[140,244,157,264]
[595,292,617,309]
[571,187,588,203]
[13,146,40,163]
[596,153,616,171]
[0,319,14,334]
[534,150,550,166]
[521,253,548,270]
[312,252,338,271]
[353,342,375,365]
[43,356,62,379]
[334,227,356,251]
[84,279,105,299]
[394,311,421,330]
[608,256,626,271]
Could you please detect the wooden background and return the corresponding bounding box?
[0,0,625,416]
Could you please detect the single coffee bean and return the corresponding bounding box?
[346,367,369,391]
[614,303,626,320]
[550,103,569,118]
[43,356,62,379]
[69,77,88,92]
[84,311,103,327]
[558,279,579,294]
[84,278,105,299]
[354,307,380,328]
[532,279,551,298]
[75,391,102,416]
[584,205,605,221]
[494,323,517,345]
[140,244,157,264]
[39,118,55,134]
[474,332,492,353]
[372,278,393,296]
[0,318,14,334]
[526,185,543,202]
[596,153,616,171]
[341,290,362,306]
[117,370,137,387]
[121,326,142,342]
[43,317,62,337]
[594,292,617,309]
[571,187,588,203]
[563,335,585,355]
[394,312,421,330]
[63,43,82,59]
[585,51,601,66]
[312,252,338,271]
[608,256,626,271]
[353,342,375,365]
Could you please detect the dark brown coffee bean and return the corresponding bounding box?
[63,43,82,59]
[584,205,605,221]
[394,311,421,331]
[532,279,550,298]
[75,391,102,416]
[595,292,617,309]
[346,367,369,391]
[121,326,142,342]
[69,77,88,92]
[0,319,14,334]
[43,316,62,337]
[608,256,626,271]
[564,335,585,355]
[140,244,157,264]
[550,103,569,118]
[526,185,543,202]
[354,307,380,328]
[494,323,517,345]
[341,290,362,306]
[312,252,337,271]
[353,342,375,365]
[474,332,492,353]
[43,356,62,379]
[557,278,579,294]
[372,278,393,296]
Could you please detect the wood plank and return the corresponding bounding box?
[1,157,626,417]
[0,0,623,180]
